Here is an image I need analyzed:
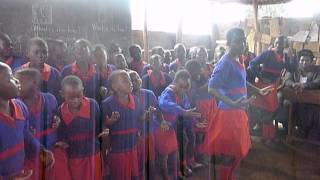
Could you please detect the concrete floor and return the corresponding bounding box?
[189,136,320,180]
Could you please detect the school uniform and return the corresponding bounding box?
[22,93,58,180]
[61,62,100,100]
[101,94,142,180]
[142,64,170,77]
[100,64,117,89]
[141,70,172,97]
[134,89,158,180]
[201,63,214,80]
[4,55,27,71]
[129,59,145,77]
[0,99,41,178]
[203,53,251,180]
[58,97,102,180]
[169,59,184,72]
[20,63,61,99]
[247,49,294,139]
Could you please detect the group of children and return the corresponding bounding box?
[0,26,296,180]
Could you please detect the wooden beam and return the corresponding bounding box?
[253,0,261,54]
[176,15,183,43]
[143,6,149,63]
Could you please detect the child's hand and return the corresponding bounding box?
[160,121,170,131]
[14,170,33,180]
[105,112,120,125]
[183,108,202,118]
[195,121,208,129]
[98,128,110,138]
[259,85,274,96]
[233,96,256,107]
[40,148,55,168]
[52,115,61,129]
[55,141,69,149]
[142,106,157,121]
[100,86,109,98]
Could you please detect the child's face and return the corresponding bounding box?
[0,37,13,59]
[197,49,208,63]
[15,75,35,98]
[0,66,20,99]
[164,51,172,63]
[175,46,186,62]
[28,43,48,66]
[115,56,127,70]
[190,68,201,81]
[93,49,107,66]
[150,58,161,71]
[176,78,191,94]
[61,84,84,110]
[130,47,142,60]
[299,55,313,71]
[113,73,133,95]
[74,43,91,63]
[130,72,142,92]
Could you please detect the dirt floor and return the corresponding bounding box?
[189,136,320,180]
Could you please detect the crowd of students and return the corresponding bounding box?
[0,26,319,180]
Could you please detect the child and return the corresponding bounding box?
[129,44,145,76]
[92,44,116,99]
[158,70,201,179]
[185,60,217,167]
[141,54,172,97]
[0,62,54,179]
[47,39,68,72]
[203,28,270,180]
[57,75,103,180]
[61,39,100,101]
[129,71,160,180]
[0,32,27,70]
[164,50,172,65]
[195,47,214,79]
[114,53,131,72]
[169,43,187,74]
[101,70,145,180]
[15,68,59,180]
[247,36,294,143]
[108,43,122,65]
[20,37,61,100]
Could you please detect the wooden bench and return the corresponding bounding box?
[281,88,320,146]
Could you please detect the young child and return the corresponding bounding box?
[129,44,145,76]
[129,71,160,180]
[141,54,172,97]
[158,69,201,179]
[185,60,217,167]
[164,50,172,65]
[15,68,59,180]
[169,43,187,74]
[108,43,122,65]
[0,32,27,70]
[92,44,116,99]
[19,37,61,99]
[114,53,131,72]
[61,39,100,101]
[247,36,294,143]
[203,28,270,180]
[57,75,103,180]
[195,47,214,80]
[47,39,68,72]
[101,70,145,180]
[0,62,54,179]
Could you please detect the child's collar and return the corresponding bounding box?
[61,97,90,125]
[115,94,135,110]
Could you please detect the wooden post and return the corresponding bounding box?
[211,24,218,54]
[176,15,183,43]
[253,0,261,54]
[143,5,149,63]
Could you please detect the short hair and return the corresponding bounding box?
[173,69,191,83]
[185,60,201,73]
[128,70,139,78]
[27,37,48,52]
[0,32,10,42]
[73,39,92,52]
[150,54,161,64]
[93,44,106,52]
[61,75,83,90]
[174,43,186,52]
[226,28,245,46]
[298,49,314,60]
[108,70,128,90]
[14,68,41,83]
[151,46,165,56]
[109,43,121,54]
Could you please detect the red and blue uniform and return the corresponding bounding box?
[22,93,58,180]
[169,59,184,72]
[101,94,142,180]
[61,62,100,101]
[19,63,61,99]
[141,63,170,76]
[58,97,102,180]
[129,60,145,77]
[100,64,116,90]
[4,56,27,71]
[201,63,214,80]
[204,53,251,180]
[0,99,41,178]
[134,89,159,180]
[141,70,172,97]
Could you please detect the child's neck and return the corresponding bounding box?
[0,98,10,116]
[23,90,40,107]
[77,61,89,72]
[68,103,81,114]
[30,62,44,70]
[116,92,130,105]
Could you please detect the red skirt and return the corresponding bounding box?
[154,128,178,155]
[69,152,102,180]
[251,80,278,112]
[137,134,156,161]
[193,99,217,133]
[108,147,139,179]
[202,109,251,158]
